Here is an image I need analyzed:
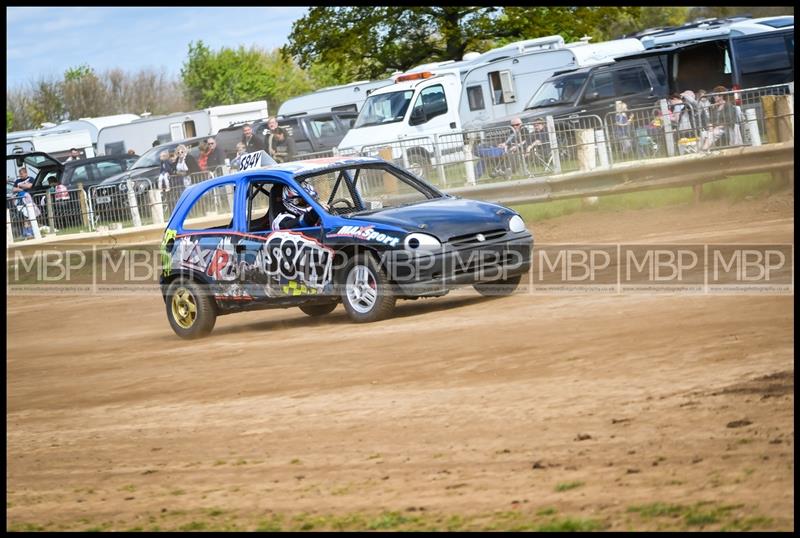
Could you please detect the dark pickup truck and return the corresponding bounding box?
[215,111,357,161]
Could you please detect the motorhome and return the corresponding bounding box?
[95,100,268,156]
[277,80,394,117]
[336,35,645,177]
[638,15,793,49]
[615,16,794,94]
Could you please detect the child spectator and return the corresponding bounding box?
[157,150,174,192]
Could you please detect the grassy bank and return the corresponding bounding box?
[510,172,792,223]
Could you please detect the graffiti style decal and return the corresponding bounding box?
[251,231,333,294]
[175,236,239,281]
[160,228,178,277]
[170,231,334,298]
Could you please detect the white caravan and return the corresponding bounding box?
[6,129,94,181]
[6,129,95,160]
[277,80,394,117]
[48,114,140,150]
[95,100,268,156]
[337,36,645,174]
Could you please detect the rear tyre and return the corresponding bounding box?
[340,253,396,323]
[299,303,338,317]
[473,274,522,297]
[165,278,217,339]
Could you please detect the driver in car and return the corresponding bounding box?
[272,183,328,230]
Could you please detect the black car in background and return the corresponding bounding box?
[90,136,209,223]
[215,111,358,161]
[6,152,139,195]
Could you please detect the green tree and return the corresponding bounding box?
[284,7,685,79]
[6,110,13,132]
[181,40,339,113]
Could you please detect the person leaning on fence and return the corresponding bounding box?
[174,144,199,188]
[197,140,210,171]
[527,118,552,169]
[12,167,33,194]
[230,142,247,169]
[614,101,633,156]
[241,124,264,153]
[40,176,70,231]
[157,150,174,192]
[17,190,41,238]
[701,85,743,151]
[474,117,528,178]
[264,117,295,163]
[205,137,224,173]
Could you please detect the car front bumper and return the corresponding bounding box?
[384,232,533,297]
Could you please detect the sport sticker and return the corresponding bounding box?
[327,225,401,247]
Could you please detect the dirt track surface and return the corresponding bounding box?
[6,193,794,531]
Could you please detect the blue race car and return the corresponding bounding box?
[159,155,533,338]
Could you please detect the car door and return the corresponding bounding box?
[577,68,618,117]
[611,64,657,110]
[234,177,334,303]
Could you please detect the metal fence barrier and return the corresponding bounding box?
[6,84,792,243]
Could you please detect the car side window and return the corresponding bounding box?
[583,71,615,102]
[614,67,651,96]
[96,162,123,179]
[247,181,272,233]
[70,165,90,185]
[410,84,448,124]
[181,183,236,231]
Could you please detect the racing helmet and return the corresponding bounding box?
[282,183,318,216]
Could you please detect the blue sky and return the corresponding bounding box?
[6,6,309,89]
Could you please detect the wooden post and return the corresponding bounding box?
[126,179,142,228]
[379,146,398,194]
[576,129,597,172]
[77,182,90,230]
[148,188,164,226]
[45,190,55,231]
[7,208,14,245]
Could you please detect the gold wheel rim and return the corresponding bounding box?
[171,287,197,329]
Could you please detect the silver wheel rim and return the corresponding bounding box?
[409,161,425,178]
[346,264,378,314]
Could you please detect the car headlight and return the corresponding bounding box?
[404,233,441,254]
[508,214,526,233]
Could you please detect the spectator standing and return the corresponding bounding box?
[205,137,225,172]
[197,140,210,171]
[230,142,247,169]
[702,85,742,151]
[241,124,263,153]
[264,117,295,163]
[614,101,633,156]
[174,144,199,188]
[157,150,174,192]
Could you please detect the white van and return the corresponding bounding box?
[337,36,645,177]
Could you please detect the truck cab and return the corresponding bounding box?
[336,71,464,178]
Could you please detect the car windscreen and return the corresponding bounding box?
[353,90,414,128]
[299,164,443,216]
[525,73,588,109]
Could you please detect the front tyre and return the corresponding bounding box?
[299,303,338,317]
[473,274,522,297]
[165,278,217,339]
[341,253,396,323]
